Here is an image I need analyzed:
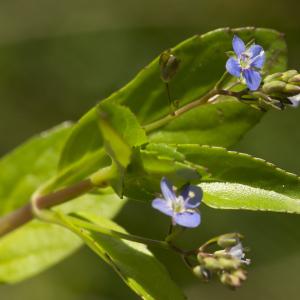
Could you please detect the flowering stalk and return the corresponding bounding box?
[53,214,173,251]
[159,50,181,114]
[143,88,248,133]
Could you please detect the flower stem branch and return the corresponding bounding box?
[66,215,172,250]
[143,88,248,133]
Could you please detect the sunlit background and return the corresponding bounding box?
[0,0,300,299]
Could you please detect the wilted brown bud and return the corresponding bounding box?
[159,50,180,83]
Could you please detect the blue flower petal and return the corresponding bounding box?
[248,44,263,58]
[174,211,201,228]
[250,52,265,69]
[232,35,246,56]
[228,243,245,260]
[288,94,300,107]
[243,69,262,91]
[226,57,241,77]
[181,185,203,208]
[160,177,176,202]
[152,198,173,217]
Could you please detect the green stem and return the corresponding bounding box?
[0,166,116,238]
[165,225,184,243]
[165,82,175,115]
[0,179,95,237]
[214,71,231,89]
[143,88,246,133]
[66,216,171,250]
[143,89,219,133]
[90,165,117,187]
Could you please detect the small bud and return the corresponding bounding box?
[217,233,241,248]
[214,249,227,257]
[203,257,221,271]
[193,265,211,281]
[220,272,241,288]
[159,50,180,83]
[225,50,235,57]
[218,257,241,270]
[289,74,300,83]
[282,70,298,82]
[284,84,300,94]
[262,81,286,94]
[263,72,283,83]
[232,269,247,281]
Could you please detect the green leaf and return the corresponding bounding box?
[97,102,147,169]
[0,123,72,215]
[176,145,300,213]
[53,103,147,192]
[97,102,148,196]
[0,123,126,283]
[58,27,287,181]
[147,99,262,147]
[0,220,81,284]
[119,143,300,214]
[56,212,185,300]
[98,102,148,151]
[123,146,201,201]
[0,192,125,284]
[201,182,300,213]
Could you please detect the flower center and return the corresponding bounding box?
[172,196,186,213]
[239,52,251,69]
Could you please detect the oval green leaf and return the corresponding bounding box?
[56,212,185,300]
[0,193,125,283]
[58,27,287,183]
[0,123,72,215]
[177,145,300,213]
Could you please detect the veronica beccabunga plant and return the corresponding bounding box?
[0,27,300,299]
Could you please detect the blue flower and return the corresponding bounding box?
[226,35,265,91]
[152,177,202,228]
[227,242,250,265]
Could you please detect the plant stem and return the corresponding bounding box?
[66,216,171,250]
[143,88,246,133]
[0,179,96,238]
[143,89,218,133]
[165,82,175,115]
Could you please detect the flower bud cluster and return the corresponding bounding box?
[192,233,250,289]
[260,70,300,109]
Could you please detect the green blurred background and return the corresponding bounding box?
[0,0,300,299]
